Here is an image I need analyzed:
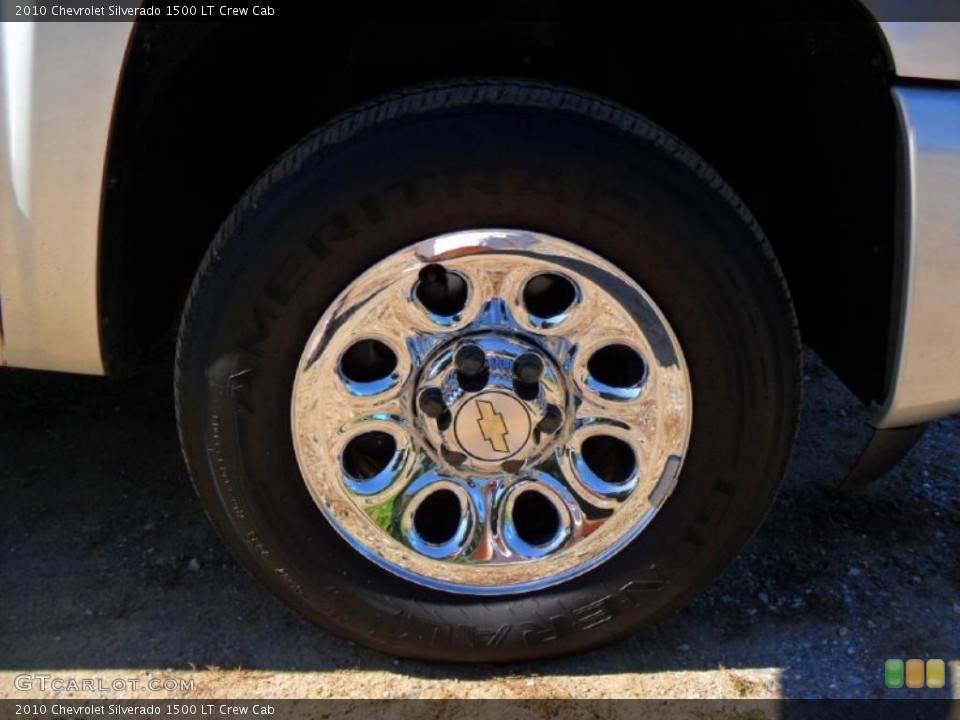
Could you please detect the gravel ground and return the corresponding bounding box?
[0,347,957,700]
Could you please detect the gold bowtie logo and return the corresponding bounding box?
[475,400,510,452]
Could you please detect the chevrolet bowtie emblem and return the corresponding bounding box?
[475,399,510,452]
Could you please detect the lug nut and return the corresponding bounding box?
[501,459,524,475]
[455,344,486,377]
[538,404,564,434]
[441,445,467,468]
[436,409,452,432]
[418,263,447,284]
[418,387,447,418]
[513,353,544,384]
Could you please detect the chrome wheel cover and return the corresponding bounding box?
[291,229,693,594]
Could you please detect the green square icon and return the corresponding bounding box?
[886,659,904,688]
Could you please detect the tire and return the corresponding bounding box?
[175,78,801,662]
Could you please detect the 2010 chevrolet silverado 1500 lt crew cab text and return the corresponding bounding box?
[1,8,958,661]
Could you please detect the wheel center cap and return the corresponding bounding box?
[415,332,568,475]
[454,391,532,462]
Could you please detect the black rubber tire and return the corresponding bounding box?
[175,78,801,662]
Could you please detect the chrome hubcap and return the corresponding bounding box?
[292,229,693,594]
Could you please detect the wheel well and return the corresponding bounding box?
[100,11,897,405]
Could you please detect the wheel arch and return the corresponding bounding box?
[100,10,899,409]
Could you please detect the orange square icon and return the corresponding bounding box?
[905,659,925,688]
[926,659,945,689]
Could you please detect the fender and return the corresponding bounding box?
[0,21,133,374]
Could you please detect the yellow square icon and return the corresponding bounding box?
[926,659,945,689]
[905,659,925,688]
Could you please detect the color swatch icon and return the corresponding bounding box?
[906,659,925,688]
[885,659,904,688]
[886,658,946,689]
[927,659,946,689]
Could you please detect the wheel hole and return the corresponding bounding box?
[413,489,462,545]
[522,273,577,319]
[416,266,468,317]
[581,435,636,485]
[587,344,646,388]
[340,339,397,384]
[342,431,396,480]
[512,491,561,547]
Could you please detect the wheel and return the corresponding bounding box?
[175,79,801,662]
